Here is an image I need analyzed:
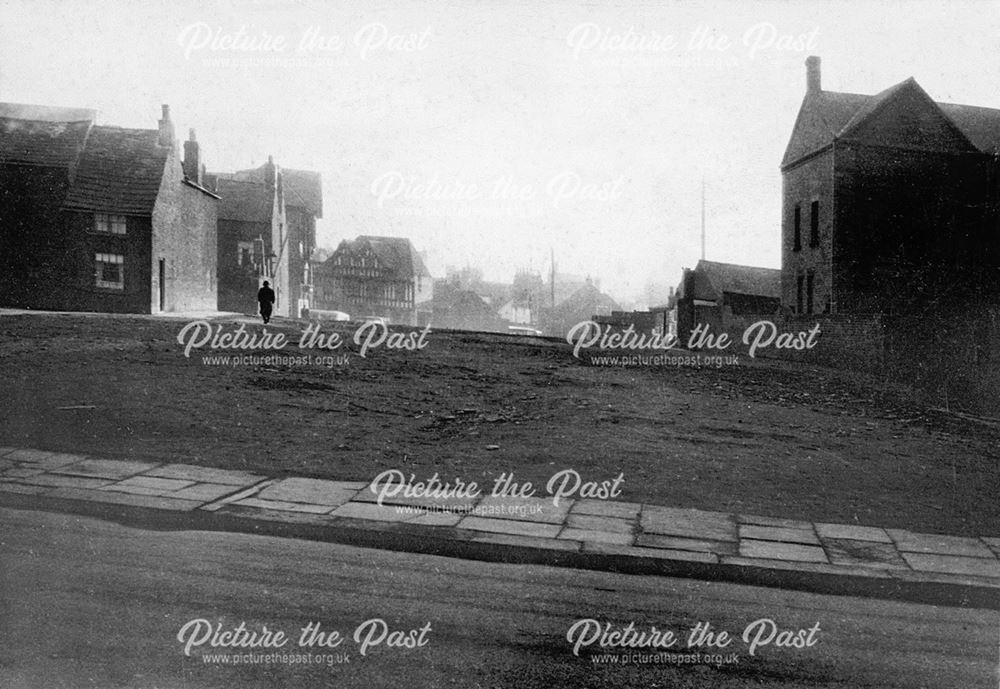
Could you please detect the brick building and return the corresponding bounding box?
[675,260,781,344]
[782,57,1000,315]
[0,103,219,313]
[208,159,322,317]
[314,235,433,325]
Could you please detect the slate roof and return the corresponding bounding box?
[214,177,275,224]
[62,126,169,215]
[280,168,323,218]
[230,163,323,218]
[355,235,432,279]
[0,102,96,122]
[783,79,1000,167]
[691,260,781,301]
[0,117,92,168]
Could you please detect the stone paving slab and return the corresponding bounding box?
[102,476,195,496]
[457,516,562,538]
[474,495,573,525]
[352,487,481,511]
[44,487,203,511]
[816,523,893,543]
[888,530,995,559]
[824,538,908,569]
[740,540,829,563]
[586,542,719,564]
[640,505,736,542]
[570,499,642,520]
[738,514,814,530]
[901,552,1000,578]
[329,501,422,522]
[1,447,998,609]
[558,528,634,546]
[171,483,244,502]
[634,533,737,556]
[234,497,332,515]
[19,474,114,490]
[4,467,46,478]
[0,481,51,495]
[258,478,363,507]
[142,464,265,486]
[471,531,581,552]
[53,459,158,480]
[739,525,820,546]
[564,514,635,535]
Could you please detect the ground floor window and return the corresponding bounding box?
[95,253,124,290]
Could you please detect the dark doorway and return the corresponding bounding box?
[158,259,165,312]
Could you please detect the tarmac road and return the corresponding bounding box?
[0,506,996,689]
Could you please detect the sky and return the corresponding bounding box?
[3,0,1000,305]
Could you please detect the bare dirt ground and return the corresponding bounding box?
[1,311,997,536]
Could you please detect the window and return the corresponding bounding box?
[237,241,254,267]
[95,253,124,290]
[809,200,819,248]
[793,204,802,252]
[94,213,126,235]
[806,271,815,315]
[796,273,804,314]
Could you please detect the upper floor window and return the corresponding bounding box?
[95,213,126,235]
[95,253,124,290]
[805,271,815,315]
[796,273,804,314]
[793,204,802,252]
[809,200,820,248]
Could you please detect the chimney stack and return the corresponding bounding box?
[806,56,821,94]
[158,104,175,147]
[264,154,277,188]
[183,128,201,184]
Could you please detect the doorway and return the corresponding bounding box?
[158,259,165,312]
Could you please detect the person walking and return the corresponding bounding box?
[257,281,276,324]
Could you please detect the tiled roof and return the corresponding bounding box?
[783,79,1000,167]
[214,177,275,223]
[356,235,432,279]
[281,168,323,218]
[230,163,323,217]
[694,260,781,301]
[62,126,169,215]
[0,117,92,168]
[0,102,96,122]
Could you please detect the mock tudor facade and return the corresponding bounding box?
[314,235,433,325]
[0,103,219,313]
[782,57,1000,315]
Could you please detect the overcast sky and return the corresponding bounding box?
[3,0,1000,303]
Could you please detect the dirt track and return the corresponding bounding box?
[2,312,997,536]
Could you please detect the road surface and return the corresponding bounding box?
[0,506,996,688]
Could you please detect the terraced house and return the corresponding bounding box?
[0,103,219,313]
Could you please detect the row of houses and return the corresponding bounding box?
[0,102,322,316]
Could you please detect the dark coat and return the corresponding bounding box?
[257,286,275,306]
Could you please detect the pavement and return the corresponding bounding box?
[1,446,997,610]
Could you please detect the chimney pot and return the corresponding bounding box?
[157,104,175,147]
[806,55,821,93]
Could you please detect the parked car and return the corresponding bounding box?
[305,308,351,322]
[508,325,543,336]
[360,315,388,327]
